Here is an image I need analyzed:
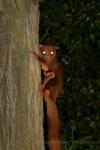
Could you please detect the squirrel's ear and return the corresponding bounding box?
[55,46,59,50]
[39,44,43,48]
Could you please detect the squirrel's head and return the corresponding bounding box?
[39,44,58,58]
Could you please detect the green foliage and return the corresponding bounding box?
[62,135,92,150]
[39,0,100,148]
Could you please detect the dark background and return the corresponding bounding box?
[39,0,100,149]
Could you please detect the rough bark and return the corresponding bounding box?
[0,0,44,150]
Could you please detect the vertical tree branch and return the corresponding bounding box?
[0,0,44,150]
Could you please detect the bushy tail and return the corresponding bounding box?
[45,96,62,150]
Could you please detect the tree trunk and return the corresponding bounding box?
[0,0,44,150]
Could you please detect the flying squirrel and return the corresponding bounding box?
[32,44,63,150]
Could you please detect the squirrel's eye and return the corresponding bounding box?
[51,51,54,55]
[42,51,46,55]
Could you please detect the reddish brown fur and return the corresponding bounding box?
[32,45,63,150]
